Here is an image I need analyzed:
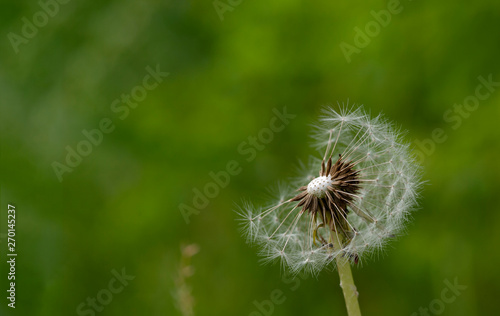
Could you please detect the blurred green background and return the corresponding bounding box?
[1,0,500,315]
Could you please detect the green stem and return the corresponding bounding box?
[330,230,362,316]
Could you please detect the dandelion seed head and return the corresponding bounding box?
[237,104,423,275]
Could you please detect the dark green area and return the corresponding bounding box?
[1,0,499,315]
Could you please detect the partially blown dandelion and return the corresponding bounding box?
[237,105,422,315]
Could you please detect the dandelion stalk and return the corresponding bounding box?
[331,230,362,316]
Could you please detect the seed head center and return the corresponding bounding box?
[307,176,333,198]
